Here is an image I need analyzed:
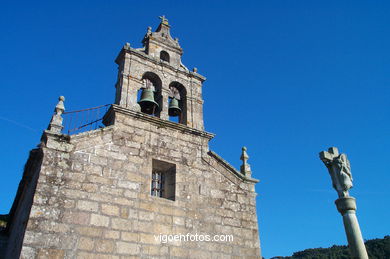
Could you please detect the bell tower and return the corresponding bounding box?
[113,16,205,130]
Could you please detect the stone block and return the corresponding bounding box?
[90,214,110,227]
[100,185,123,196]
[112,197,134,206]
[77,200,99,212]
[20,246,36,259]
[90,155,108,166]
[117,180,140,190]
[138,210,154,221]
[87,175,113,185]
[77,252,119,259]
[103,230,120,240]
[120,207,129,218]
[111,218,132,231]
[188,250,213,259]
[125,172,143,182]
[173,216,185,226]
[36,248,65,259]
[36,221,70,234]
[62,211,90,225]
[95,239,115,253]
[84,164,103,176]
[123,190,138,199]
[95,149,127,160]
[116,242,140,255]
[77,237,94,251]
[101,204,120,216]
[170,246,189,258]
[80,183,99,192]
[139,233,158,245]
[75,226,103,237]
[121,232,138,242]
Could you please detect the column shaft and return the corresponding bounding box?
[341,211,369,259]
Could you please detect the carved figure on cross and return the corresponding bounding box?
[320,147,353,198]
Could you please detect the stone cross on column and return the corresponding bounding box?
[240,147,252,177]
[47,96,65,133]
[319,147,368,259]
[320,147,353,198]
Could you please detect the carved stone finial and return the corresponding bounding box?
[240,146,252,177]
[124,42,131,50]
[192,67,198,73]
[47,96,66,133]
[55,96,65,115]
[319,147,353,198]
[147,26,152,34]
[159,15,169,25]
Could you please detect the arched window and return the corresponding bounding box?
[138,72,162,117]
[160,51,170,63]
[168,82,187,125]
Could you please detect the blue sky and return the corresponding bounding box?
[0,1,389,258]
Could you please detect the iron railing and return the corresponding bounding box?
[62,104,110,135]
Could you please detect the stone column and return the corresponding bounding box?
[319,147,368,259]
[160,90,169,120]
[335,197,368,259]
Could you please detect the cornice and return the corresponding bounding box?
[103,104,215,140]
[207,150,260,184]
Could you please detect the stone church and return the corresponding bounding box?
[1,17,261,259]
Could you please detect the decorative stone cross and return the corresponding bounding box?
[159,15,169,25]
[240,147,252,177]
[319,147,353,198]
[319,147,368,259]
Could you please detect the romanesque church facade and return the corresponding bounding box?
[1,17,261,259]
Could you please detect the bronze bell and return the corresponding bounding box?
[168,97,181,117]
[138,88,159,115]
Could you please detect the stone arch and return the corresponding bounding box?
[168,81,187,125]
[139,72,163,117]
[160,50,170,63]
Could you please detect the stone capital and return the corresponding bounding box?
[335,196,357,214]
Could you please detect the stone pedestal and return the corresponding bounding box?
[335,197,369,259]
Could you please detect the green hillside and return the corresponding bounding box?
[271,236,389,259]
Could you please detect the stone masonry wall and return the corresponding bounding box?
[4,149,43,259]
[17,111,260,258]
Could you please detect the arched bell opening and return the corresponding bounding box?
[160,50,170,63]
[138,72,162,117]
[168,82,187,125]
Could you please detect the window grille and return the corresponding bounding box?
[151,171,165,197]
[151,159,176,201]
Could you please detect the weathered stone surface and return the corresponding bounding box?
[95,239,115,253]
[77,200,99,212]
[101,204,120,216]
[90,214,110,227]
[77,237,94,251]
[116,242,140,254]
[5,17,261,259]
